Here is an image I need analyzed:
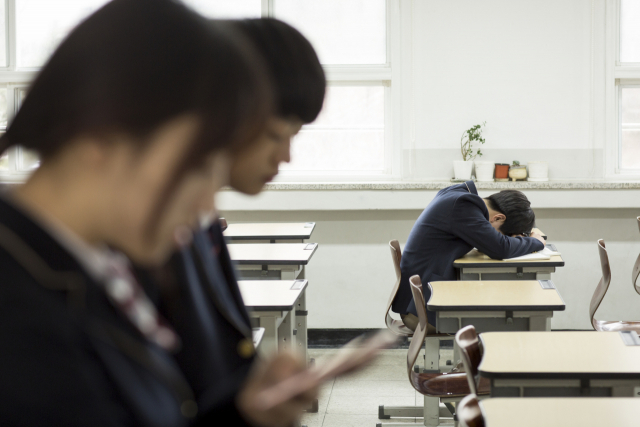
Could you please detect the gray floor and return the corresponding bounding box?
[301,348,454,427]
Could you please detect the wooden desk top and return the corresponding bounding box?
[453,248,564,268]
[426,281,565,311]
[479,331,640,379]
[228,243,318,265]
[224,222,315,241]
[531,228,546,240]
[239,280,308,311]
[481,398,640,427]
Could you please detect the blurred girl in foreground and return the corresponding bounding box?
[0,0,312,425]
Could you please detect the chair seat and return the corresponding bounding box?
[387,319,414,337]
[411,372,490,398]
[594,320,640,332]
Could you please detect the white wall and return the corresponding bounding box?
[402,0,604,180]
[223,208,640,330]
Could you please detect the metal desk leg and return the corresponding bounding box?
[257,315,279,357]
[529,315,552,331]
[296,289,308,362]
[277,311,295,352]
[536,271,551,280]
[423,395,441,426]
[280,268,298,280]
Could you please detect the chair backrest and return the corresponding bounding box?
[219,217,228,232]
[634,217,640,296]
[384,240,403,330]
[407,275,428,388]
[457,394,485,427]
[455,325,482,395]
[589,239,612,329]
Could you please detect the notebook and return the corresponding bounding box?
[504,247,561,261]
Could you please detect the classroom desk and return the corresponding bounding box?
[427,280,565,337]
[383,281,565,426]
[231,243,318,366]
[239,279,308,356]
[453,246,564,281]
[228,242,318,280]
[224,222,315,243]
[480,398,640,427]
[479,331,640,397]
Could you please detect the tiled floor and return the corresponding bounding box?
[301,348,454,427]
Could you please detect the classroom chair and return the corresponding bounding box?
[633,217,640,295]
[219,217,228,232]
[590,239,640,332]
[379,242,457,423]
[454,325,490,397]
[384,240,414,336]
[407,275,478,423]
[457,394,484,427]
[385,240,453,370]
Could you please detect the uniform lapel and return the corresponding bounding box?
[191,230,252,337]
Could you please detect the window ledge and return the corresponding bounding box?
[222,180,640,191]
[218,180,640,211]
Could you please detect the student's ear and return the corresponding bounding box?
[490,213,506,225]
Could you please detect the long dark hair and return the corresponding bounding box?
[2,0,271,180]
[230,18,325,124]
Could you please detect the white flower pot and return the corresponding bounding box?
[528,161,549,182]
[453,160,473,180]
[474,161,495,182]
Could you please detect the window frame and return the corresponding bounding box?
[0,0,407,182]
[272,0,404,182]
[606,0,640,178]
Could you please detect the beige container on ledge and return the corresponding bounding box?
[508,165,527,181]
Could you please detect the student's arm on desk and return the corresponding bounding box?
[450,198,545,260]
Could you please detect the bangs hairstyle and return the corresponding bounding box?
[231,18,325,124]
[1,0,272,171]
[485,190,537,236]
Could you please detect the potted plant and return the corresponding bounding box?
[454,122,486,180]
[508,160,527,181]
[495,163,510,181]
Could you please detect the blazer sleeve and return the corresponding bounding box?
[449,197,544,260]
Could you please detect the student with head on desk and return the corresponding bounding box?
[0,2,320,427]
[137,17,326,427]
[392,181,546,331]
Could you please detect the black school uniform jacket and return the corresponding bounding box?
[138,221,255,421]
[0,197,249,427]
[391,181,544,325]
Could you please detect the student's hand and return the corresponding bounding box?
[237,352,317,427]
[529,230,545,245]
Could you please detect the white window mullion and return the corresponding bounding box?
[263,0,272,18]
[6,0,15,70]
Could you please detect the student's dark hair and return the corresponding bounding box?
[230,18,325,123]
[485,190,536,236]
[1,0,271,181]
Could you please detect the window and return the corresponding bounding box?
[188,0,398,179]
[16,0,111,68]
[0,0,401,182]
[608,0,640,176]
[182,0,261,19]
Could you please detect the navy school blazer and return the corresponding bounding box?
[137,221,256,422]
[0,197,251,427]
[391,181,544,325]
